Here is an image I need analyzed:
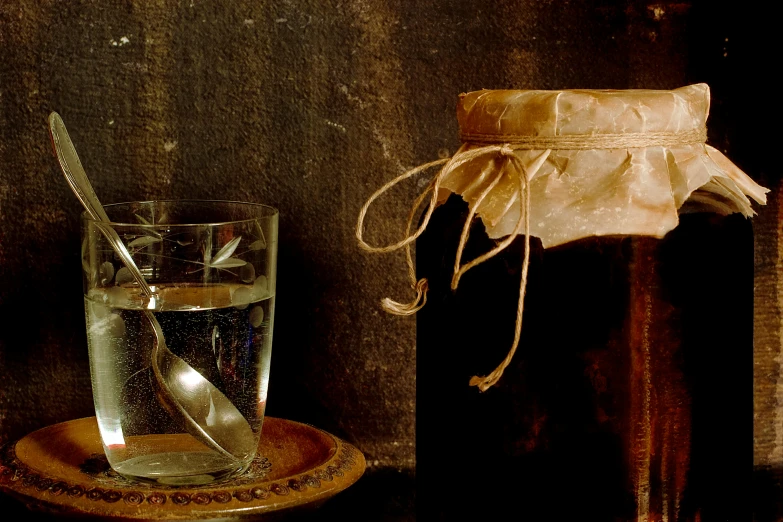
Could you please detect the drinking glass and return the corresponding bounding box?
[81,200,278,485]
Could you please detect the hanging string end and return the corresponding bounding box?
[469,371,502,393]
[380,278,429,316]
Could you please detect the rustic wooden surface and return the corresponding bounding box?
[0,1,776,520]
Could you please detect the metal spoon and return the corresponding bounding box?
[48,112,256,462]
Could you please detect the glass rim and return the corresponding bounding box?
[81,199,279,227]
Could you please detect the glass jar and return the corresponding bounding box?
[357,84,767,521]
[416,196,753,520]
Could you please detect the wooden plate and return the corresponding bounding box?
[0,416,365,520]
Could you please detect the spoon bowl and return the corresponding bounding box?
[48,112,256,465]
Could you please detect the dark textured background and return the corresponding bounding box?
[0,1,776,520]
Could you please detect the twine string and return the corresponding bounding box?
[468,151,532,391]
[380,180,435,315]
[459,127,707,149]
[356,127,706,391]
[451,160,507,290]
[357,143,510,312]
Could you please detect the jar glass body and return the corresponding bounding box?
[416,195,752,521]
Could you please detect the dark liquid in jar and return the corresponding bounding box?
[416,195,752,521]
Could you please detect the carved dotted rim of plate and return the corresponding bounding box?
[0,439,359,508]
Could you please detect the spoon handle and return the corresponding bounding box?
[48,112,153,299]
[48,113,110,222]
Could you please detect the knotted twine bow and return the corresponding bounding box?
[356,127,707,392]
